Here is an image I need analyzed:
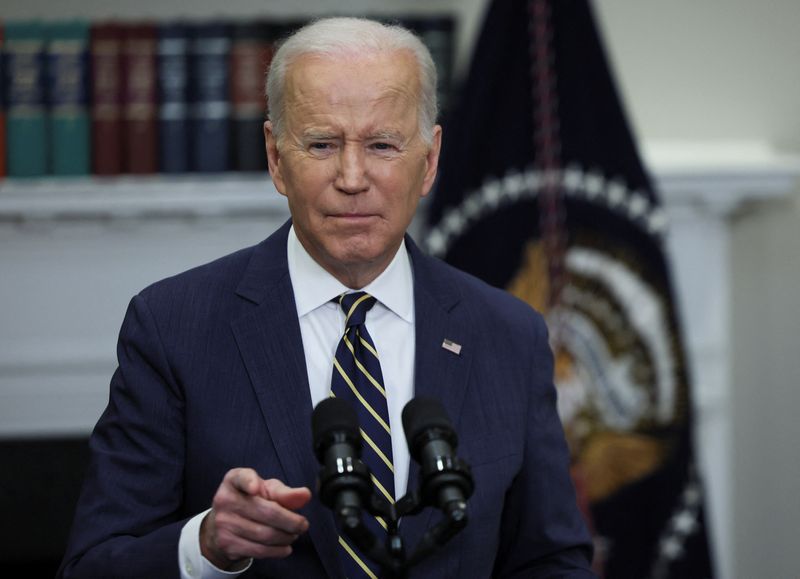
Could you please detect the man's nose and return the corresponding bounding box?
[334,143,370,194]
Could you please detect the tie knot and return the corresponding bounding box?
[337,292,377,328]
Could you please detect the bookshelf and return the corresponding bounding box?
[1,15,457,179]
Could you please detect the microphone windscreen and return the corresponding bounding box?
[402,397,455,455]
[312,397,359,445]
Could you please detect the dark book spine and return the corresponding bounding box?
[189,22,231,173]
[401,16,455,117]
[4,21,48,177]
[0,22,6,179]
[157,22,189,173]
[90,22,123,175]
[122,23,158,174]
[230,22,274,173]
[47,21,91,176]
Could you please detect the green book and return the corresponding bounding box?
[48,21,90,176]
[4,21,48,177]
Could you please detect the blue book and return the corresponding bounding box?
[189,22,231,173]
[47,20,90,176]
[4,21,48,177]
[157,22,190,173]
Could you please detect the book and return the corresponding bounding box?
[230,22,274,173]
[122,22,158,174]
[47,20,91,176]
[189,22,231,173]
[402,16,455,117]
[0,22,6,179]
[4,20,48,177]
[90,22,123,175]
[157,22,190,173]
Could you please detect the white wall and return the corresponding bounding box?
[593,0,800,148]
[0,180,291,436]
[730,195,800,579]
[593,4,800,579]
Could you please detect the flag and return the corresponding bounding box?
[425,1,715,577]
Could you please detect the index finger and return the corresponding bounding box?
[250,494,309,535]
[261,478,312,509]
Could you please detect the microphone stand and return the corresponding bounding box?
[325,457,474,578]
[313,397,474,577]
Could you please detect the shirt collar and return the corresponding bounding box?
[287,225,414,323]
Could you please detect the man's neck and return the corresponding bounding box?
[330,262,392,290]
[299,239,405,290]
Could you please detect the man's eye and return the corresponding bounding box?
[310,142,331,151]
[371,142,395,151]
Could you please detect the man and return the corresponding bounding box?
[59,17,594,578]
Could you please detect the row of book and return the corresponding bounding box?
[0,16,455,179]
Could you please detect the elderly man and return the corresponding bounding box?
[58,17,594,579]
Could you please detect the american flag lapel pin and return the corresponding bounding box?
[441,339,462,355]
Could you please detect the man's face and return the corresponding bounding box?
[265,50,441,288]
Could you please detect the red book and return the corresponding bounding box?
[122,23,158,174]
[91,22,124,175]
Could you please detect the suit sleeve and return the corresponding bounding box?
[58,294,190,579]
[493,312,596,578]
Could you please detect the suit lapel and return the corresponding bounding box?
[399,240,474,555]
[230,222,342,579]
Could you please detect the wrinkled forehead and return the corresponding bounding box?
[284,50,422,107]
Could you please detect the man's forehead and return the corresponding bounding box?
[285,50,419,93]
[283,51,421,135]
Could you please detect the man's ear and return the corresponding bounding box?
[420,124,443,199]
[264,121,286,196]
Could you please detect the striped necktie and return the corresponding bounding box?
[330,291,394,579]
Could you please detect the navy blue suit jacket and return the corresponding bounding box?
[59,221,594,578]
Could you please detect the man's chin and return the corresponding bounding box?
[322,243,397,283]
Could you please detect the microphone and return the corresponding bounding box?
[311,396,473,575]
[402,398,474,519]
[311,397,372,524]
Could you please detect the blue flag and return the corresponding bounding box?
[426,1,715,577]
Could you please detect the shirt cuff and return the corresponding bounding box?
[178,509,253,579]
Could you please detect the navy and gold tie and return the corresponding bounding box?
[330,292,394,579]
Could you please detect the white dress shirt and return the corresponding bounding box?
[179,226,416,578]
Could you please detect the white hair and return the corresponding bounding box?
[266,17,438,145]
